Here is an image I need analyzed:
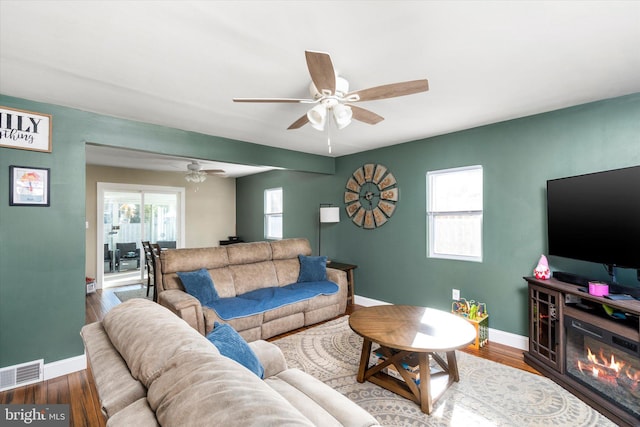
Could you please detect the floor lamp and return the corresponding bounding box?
[319,204,340,257]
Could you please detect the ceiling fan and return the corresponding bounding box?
[233,50,429,136]
[185,161,224,183]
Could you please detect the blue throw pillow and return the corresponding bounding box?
[206,322,264,378]
[176,268,219,306]
[297,255,327,282]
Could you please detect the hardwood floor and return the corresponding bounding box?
[1,285,538,426]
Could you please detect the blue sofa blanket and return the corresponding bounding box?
[205,281,339,321]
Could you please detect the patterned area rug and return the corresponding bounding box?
[272,317,615,427]
[114,287,152,303]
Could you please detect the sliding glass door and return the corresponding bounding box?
[103,190,143,287]
[97,183,185,288]
[143,192,179,247]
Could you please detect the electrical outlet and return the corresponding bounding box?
[452,289,460,300]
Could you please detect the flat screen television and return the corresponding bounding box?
[547,165,640,270]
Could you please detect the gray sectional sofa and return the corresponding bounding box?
[81,298,379,426]
[155,238,348,340]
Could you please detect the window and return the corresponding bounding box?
[264,187,283,239]
[427,165,483,262]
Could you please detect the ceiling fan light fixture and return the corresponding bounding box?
[185,170,207,183]
[307,104,327,131]
[235,50,429,148]
[333,104,352,129]
[185,161,207,183]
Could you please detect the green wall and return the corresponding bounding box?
[2,92,637,367]
[0,100,87,366]
[236,170,337,253]
[0,94,334,367]
[237,93,640,336]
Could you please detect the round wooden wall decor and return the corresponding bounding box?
[344,163,398,229]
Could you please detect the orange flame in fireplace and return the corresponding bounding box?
[577,347,626,384]
[575,345,640,400]
[609,354,623,373]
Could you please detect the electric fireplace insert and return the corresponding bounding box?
[565,313,640,420]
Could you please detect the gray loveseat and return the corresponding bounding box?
[156,238,348,340]
[81,299,379,426]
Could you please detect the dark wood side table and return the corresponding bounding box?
[327,261,357,305]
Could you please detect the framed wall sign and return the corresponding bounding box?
[0,106,52,153]
[9,166,50,207]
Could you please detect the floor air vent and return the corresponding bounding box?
[0,359,44,391]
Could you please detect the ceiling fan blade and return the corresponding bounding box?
[202,169,225,174]
[233,98,314,103]
[348,105,384,125]
[287,114,310,130]
[305,50,336,94]
[348,79,429,102]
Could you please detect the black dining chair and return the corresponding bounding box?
[141,241,155,299]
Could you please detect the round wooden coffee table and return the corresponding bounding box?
[349,305,477,414]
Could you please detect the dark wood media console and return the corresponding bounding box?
[524,277,640,427]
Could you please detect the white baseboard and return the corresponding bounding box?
[488,327,528,351]
[354,295,392,307]
[353,295,528,351]
[44,354,86,381]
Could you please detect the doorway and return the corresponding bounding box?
[97,182,185,288]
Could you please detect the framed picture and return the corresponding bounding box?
[0,106,52,153]
[9,166,50,206]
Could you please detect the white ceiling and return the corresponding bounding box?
[1,1,639,174]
